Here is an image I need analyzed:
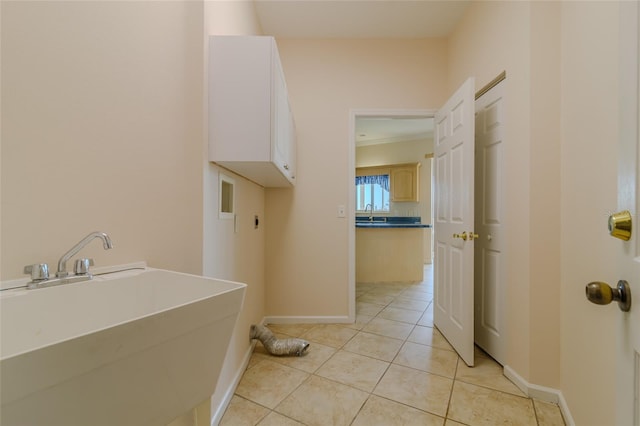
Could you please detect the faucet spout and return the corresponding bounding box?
[56,232,113,278]
[364,203,374,221]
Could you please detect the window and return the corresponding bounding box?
[356,174,390,212]
[219,173,235,219]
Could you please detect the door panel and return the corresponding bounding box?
[451,143,465,222]
[434,77,476,367]
[474,80,506,364]
[480,249,500,335]
[616,3,640,423]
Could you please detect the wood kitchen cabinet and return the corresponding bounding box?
[390,163,420,202]
[209,36,296,187]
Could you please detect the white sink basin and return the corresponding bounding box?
[0,266,246,426]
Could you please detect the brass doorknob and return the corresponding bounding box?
[585,280,632,312]
[469,232,480,240]
[608,210,632,241]
[453,232,468,241]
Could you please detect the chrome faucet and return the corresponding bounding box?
[364,203,374,221]
[57,231,113,278]
[24,231,114,289]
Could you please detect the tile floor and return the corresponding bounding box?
[220,266,565,426]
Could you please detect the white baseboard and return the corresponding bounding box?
[264,315,352,324]
[210,317,266,426]
[503,365,575,426]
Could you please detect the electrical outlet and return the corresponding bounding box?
[337,205,346,218]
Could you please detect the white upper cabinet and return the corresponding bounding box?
[209,36,296,187]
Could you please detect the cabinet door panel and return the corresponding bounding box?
[391,164,419,202]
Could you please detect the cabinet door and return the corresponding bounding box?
[272,56,293,179]
[391,165,419,202]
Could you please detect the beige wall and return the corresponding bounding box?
[356,139,433,262]
[528,1,562,392]
[1,1,265,423]
[267,39,448,318]
[451,2,627,423]
[560,2,620,424]
[1,1,205,280]
[448,1,563,388]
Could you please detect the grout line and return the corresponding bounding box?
[444,355,460,421]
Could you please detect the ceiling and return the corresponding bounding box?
[254,1,465,145]
[254,0,470,39]
[355,116,433,147]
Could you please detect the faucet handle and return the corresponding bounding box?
[24,263,50,281]
[74,258,94,275]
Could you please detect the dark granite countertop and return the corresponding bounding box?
[355,216,431,229]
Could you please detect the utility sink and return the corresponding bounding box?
[0,266,246,426]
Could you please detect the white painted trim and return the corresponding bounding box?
[557,392,576,426]
[348,112,356,324]
[347,108,437,327]
[503,365,575,426]
[210,316,267,426]
[264,315,351,324]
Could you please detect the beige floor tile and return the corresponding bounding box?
[358,292,396,305]
[393,341,459,378]
[219,396,269,426]
[356,301,385,317]
[407,325,455,352]
[265,323,316,338]
[302,324,358,348]
[418,307,434,327]
[344,314,374,331]
[224,273,551,426]
[373,364,453,417]
[235,360,309,409]
[455,353,526,397]
[378,306,423,324]
[316,350,389,392]
[389,297,430,312]
[255,341,336,374]
[275,375,369,426]
[351,395,445,426]
[362,317,415,340]
[448,381,536,426]
[534,399,566,426]
[343,331,404,362]
[247,350,270,370]
[257,412,304,426]
[400,288,433,301]
[369,282,408,291]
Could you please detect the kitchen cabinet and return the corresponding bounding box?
[356,227,424,282]
[390,163,420,202]
[209,36,296,187]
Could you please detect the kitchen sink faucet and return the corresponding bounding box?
[365,203,374,221]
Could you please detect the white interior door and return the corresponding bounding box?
[434,77,476,367]
[616,3,640,423]
[474,80,506,364]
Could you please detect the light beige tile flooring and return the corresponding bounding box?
[220,266,565,426]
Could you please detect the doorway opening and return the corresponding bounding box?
[348,109,436,322]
